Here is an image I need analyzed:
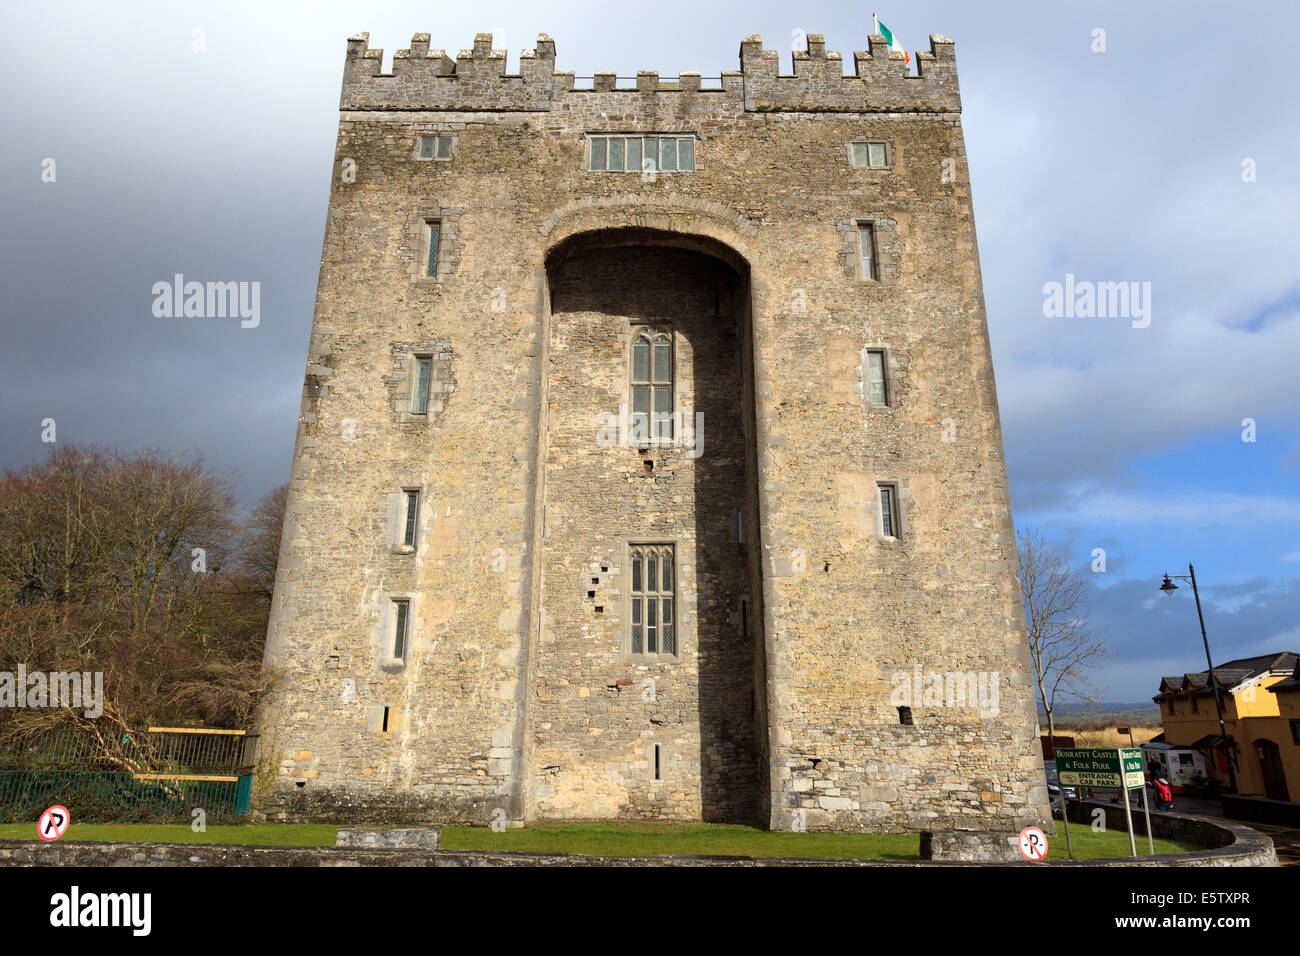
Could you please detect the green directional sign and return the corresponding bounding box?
[1055,747,1145,790]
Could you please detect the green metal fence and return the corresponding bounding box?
[0,769,251,824]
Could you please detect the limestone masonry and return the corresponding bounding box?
[257,29,1053,842]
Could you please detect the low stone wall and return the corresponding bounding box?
[0,812,1275,867]
[1221,794,1300,828]
[921,830,1021,862]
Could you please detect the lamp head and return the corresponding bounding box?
[1159,574,1179,596]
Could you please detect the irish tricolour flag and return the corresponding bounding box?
[873,14,911,64]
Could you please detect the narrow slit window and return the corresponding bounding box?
[393,600,409,658]
[866,350,887,405]
[879,485,896,538]
[426,221,441,277]
[859,223,877,280]
[412,356,433,414]
[654,745,661,780]
[382,706,390,732]
[629,545,675,656]
[402,490,419,547]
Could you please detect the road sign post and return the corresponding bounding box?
[1119,748,1137,857]
[1054,747,1147,859]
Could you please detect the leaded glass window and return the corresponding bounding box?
[866,350,887,405]
[412,357,432,414]
[588,135,695,172]
[849,141,888,168]
[426,221,441,277]
[859,222,876,280]
[402,491,419,547]
[630,545,674,655]
[393,600,409,658]
[631,330,672,442]
[417,134,454,160]
[879,485,896,538]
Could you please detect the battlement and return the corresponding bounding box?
[340,31,960,112]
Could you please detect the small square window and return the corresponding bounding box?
[417,134,454,160]
[850,141,888,168]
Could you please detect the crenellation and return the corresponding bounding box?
[341,31,959,113]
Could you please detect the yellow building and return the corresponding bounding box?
[1154,651,1299,801]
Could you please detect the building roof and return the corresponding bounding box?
[1267,658,1300,694]
[1153,651,1299,701]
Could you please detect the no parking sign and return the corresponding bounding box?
[38,804,70,841]
[1018,825,1048,861]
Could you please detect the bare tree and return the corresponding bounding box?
[1017,527,1109,758]
[238,483,288,601]
[0,445,276,768]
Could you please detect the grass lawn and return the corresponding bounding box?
[0,820,1201,860]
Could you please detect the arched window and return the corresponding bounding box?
[630,329,673,443]
[630,545,675,655]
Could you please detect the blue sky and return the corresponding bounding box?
[2,0,1297,701]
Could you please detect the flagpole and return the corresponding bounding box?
[873,13,878,35]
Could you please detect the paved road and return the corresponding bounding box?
[1079,791,1300,866]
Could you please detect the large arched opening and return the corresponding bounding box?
[528,227,768,822]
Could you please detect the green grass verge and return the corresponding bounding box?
[0,820,1201,860]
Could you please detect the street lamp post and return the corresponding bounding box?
[1159,564,1237,793]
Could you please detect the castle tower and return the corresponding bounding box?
[258,29,1052,849]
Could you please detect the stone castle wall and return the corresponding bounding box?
[257,29,1052,836]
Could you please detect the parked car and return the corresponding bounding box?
[1043,759,1078,800]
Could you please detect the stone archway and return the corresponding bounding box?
[521,216,772,823]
